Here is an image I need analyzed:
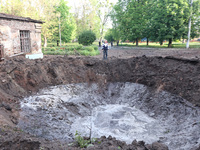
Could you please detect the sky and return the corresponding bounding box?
[67,0,118,12]
[66,0,119,28]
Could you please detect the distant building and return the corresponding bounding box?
[0,13,44,60]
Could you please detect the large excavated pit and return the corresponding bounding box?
[18,83,200,150]
[0,54,200,150]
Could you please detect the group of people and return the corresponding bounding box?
[101,40,109,60]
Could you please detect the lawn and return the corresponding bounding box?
[42,42,100,56]
[117,41,200,49]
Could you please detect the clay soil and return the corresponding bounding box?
[0,46,200,150]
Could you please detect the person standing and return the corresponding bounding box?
[102,40,108,59]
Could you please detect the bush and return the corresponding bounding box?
[92,45,98,51]
[76,45,83,50]
[75,131,90,148]
[84,47,94,52]
[78,30,96,46]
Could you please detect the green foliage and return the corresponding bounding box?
[105,29,115,42]
[112,0,200,47]
[42,43,99,56]
[75,131,90,148]
[73,0,101,39]
[84,46,94,52]
[78,30,96,46]
[113,0,148,45]
[74,131,97,148]
[118,41,200,48]
[148,0,191,47]
[55,0,77,43]
[92,45,98,51]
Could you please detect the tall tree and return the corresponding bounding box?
[150,0,190,47]
[113,0,148,46]
[91,0,113,45]
[55,0,77,43]
[37,0,58,47]
[73,0,101,39]
[190,0,200,40]
[0,0,25,16]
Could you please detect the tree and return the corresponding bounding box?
[78,30,96,46]
[189,0,200,43]
[113,0,148,46]
[55,0,77,43]
[73,0,101,41]
[104,29,115,43]
[150,0,190,47]
[104,28,120,46]
[110,8,121,46]
[0,0,25,16]
[38,0,58,47]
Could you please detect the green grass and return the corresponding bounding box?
[42,42,100,56]
[118,41,200,49]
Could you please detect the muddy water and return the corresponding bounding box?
[18,83,200,150]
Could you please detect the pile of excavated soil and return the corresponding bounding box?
[0,47,200,150]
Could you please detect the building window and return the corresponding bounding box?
[20,30,31,53]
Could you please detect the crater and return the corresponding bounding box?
[18,82,200,150]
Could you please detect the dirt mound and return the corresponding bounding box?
[0,53,200,149]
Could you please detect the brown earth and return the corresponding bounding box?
[0,46,200,150]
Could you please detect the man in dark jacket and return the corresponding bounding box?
[102,41,108,59]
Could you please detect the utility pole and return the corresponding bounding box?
[186,0,193,49]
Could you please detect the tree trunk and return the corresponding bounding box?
[99,37,102,47]
[117,40,119,46]
[182,39,185,43]
[160,41,163,46]
[168,38,172,48]
[136,38,138,46]
[147,38,149,46]
[44,36,47,48]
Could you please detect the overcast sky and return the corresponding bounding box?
[67,0,118,12]
[66,0,118,29]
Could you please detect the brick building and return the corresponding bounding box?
[0,13,44,59]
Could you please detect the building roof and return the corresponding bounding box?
[0,13,44,24]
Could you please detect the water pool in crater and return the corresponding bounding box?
[18,82,200,150]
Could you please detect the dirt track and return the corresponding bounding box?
[96,46,200,59]
[0,47,200,150]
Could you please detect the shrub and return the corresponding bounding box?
[78,30,96,46]
[76,45,83,50]
[92,45,98,50]
[84,46,94,52]
[75,131,90,148]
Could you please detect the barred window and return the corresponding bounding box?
[20,31,31,53]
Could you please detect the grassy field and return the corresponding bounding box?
[117,41,200,49]
[42,42,100,56]
[42,41,200,56]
